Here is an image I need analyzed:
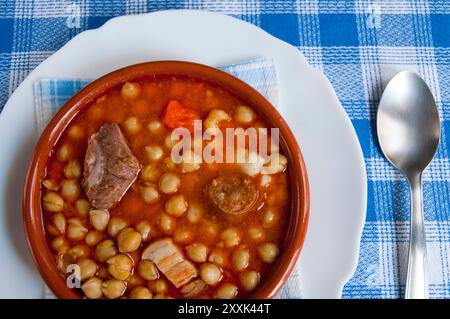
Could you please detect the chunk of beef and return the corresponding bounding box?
[82,123,141,209]
[204,174,259,217]
[142,238,197,288]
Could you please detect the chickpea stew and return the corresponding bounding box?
[41,75,290,299]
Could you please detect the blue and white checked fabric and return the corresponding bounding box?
[1,1,450,299]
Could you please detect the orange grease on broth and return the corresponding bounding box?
[42,75,290,299]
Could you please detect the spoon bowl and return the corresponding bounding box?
[377,70,440,299]
[378,71,440,176]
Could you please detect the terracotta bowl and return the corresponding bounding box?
[23,61,309,299]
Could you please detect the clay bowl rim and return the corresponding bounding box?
[22,60,310,299]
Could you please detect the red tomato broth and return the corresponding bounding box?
[41,75,290,299]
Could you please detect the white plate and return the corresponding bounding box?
[0,10,366,298]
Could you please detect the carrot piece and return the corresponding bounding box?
[162,100,200,132]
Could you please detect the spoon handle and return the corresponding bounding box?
[405,173,428,299]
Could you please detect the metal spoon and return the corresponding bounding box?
[377,71,440,298]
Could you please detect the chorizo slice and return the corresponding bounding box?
[204,174,259,217]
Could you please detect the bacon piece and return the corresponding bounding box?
[181,279,207,298]
[142,238,197,288]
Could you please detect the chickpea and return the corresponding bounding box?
[221,227,241,248]
[51,236,69,253]
[128,274,145,288]
[204,109,230,130]
[89,209,110,231]
[179,150,201,173]
[237,151,264,176]
[117,227,142,252]
[247,226,266,242]
[90,105,104,121]
[214,283,238,299]
[42,179,59,191]
[158,213,176,234]
[102,279,127,299]
[165,194,188,217]
[42,191,64,212]
[261,154,288,175]
[239,270,260,292]
[234,105,256,125]
[135,220,153,241]
[138,260,159,280]
[262,209,278,228]
[274,187,288,203]
[145,145,164,162]
[85,230,103,247]
[75,198,91,217]
[52,213,66,234]
[130,286,152,299]
[46,223,61,236]
[256,242,279,263]
[158,172,180,194]
[140,164,160,182]
[81,277,103,299]
[123,116,142,135]
[148,279,168,294]
[164,134,180,149]
[186,202,204,223]
[77,258,98,281]
[199,263,222,286]
[95,239,118,262]
[200,220,219,241]
[186,243,209,263]
[121,81,141,100]
[108,217,128,237]
[97,265,110,280]
[67,125,84,140]
[179,162,200,174]
[55,254,70,273]
[66,244,90,262]
[57,143,73,162]
[140,184,160,205]
[208,248,228,267]
[164,156,177,170]
[106,254,133,280]
[231,248,250,271]
[60,179,81,202]
[63,160,81,179]
[67,218,88,241]
[147,120,163,135]
[172,227,193,244]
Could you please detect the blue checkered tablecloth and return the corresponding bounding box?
[1,1,449,299]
